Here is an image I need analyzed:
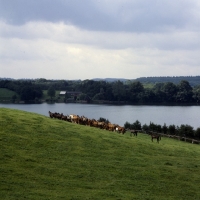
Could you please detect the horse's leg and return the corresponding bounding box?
[151,137,153,142]
[157,137,159,143]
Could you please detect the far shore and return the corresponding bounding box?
[0,99,199,106]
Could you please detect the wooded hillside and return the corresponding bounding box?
[1,76,200,104]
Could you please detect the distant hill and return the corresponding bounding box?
[1,76,200,86]
[93,76,200,86]
[135,76,200,86]
[92,78,131,82]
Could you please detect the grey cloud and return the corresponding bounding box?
[0,0,107,29]
[0,0,199,32]
[1,21,200,52]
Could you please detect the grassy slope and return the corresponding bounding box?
[0,88,61,102]
[42,90,61,99]
[142,83,155,89]
[0,88,18,101]
[0,108,200,200]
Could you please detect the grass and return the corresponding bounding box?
[143,83,155,89]
[0,88,19,101]
[43,90,65,102]
[0,108,200,199]
[42,90,61,99]
[0,88,63,102]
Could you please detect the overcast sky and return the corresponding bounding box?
[1,0,200,80]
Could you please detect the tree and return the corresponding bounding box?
[104,85,114,101]
[20,84,43,101]
[162,82,177,103]
[98,117,110,123]
[139,89,156,104]
[93,93,104,100]
[129,81,144,93]
[149,122,157,132]
[176,80,193,103]
[77,80,103,98]
[78,93,87,101]
[112,81,126,101]
[142,124,149,133]
[168,124,176,135]
[64,92,69,100]
[129,81,144,103]
[195,128,200,139]
[149,122,162,132]
[12,94,17,102]
[153,83,165,92]
[20,86,35,101]
[178,124,194,138]
[124,121,131,129]
[131,120,142,130]
[33,86,43,99]
[162,123,168,134]
[192,86,200,104]
[153,90,165,103]
[47,86,56,100]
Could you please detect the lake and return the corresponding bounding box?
[1,103,200,129]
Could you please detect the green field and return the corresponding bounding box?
[0,88,19,101]
[0,108,200,199]
[142,83,155,89]
[43,90,65,102]
[0,88,63,102]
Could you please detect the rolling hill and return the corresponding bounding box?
[0,108,200,199]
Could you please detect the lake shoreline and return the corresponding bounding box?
[0,99,199,106]
[1,103,200,129]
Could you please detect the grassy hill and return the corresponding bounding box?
[0,88,19,102]
[0,108,200,200]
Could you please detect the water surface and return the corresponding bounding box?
[1,103,200,129]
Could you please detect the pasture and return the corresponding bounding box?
[0,108,200,199]
[43,90,65,102]
[0,88,18,102]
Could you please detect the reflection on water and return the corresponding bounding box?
[0,103,200,129]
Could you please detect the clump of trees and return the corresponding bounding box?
[74,80,200,104]
[0,80,43,102]
[124,120,200,140]
[47,86,56,100]
[124,120,142,130]
[1,78,200,104]
[98,117,110,123]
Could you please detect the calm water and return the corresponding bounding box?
[1,103,200,129]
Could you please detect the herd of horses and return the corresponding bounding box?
[48,111,126,134]
[48,111,161,143]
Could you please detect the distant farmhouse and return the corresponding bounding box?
[59,91,66,95]
[59,91,82,98]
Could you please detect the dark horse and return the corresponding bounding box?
[151,134,161,143]
[148,131,161,143]
[130,130,138,137]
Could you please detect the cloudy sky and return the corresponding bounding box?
[1,0,200,80]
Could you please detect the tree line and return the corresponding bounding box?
[0,80,43,101]
[124,120,200,140]
[1,78,200,104]
[135,76,200,86]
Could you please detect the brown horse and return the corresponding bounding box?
[49,111,55,118]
